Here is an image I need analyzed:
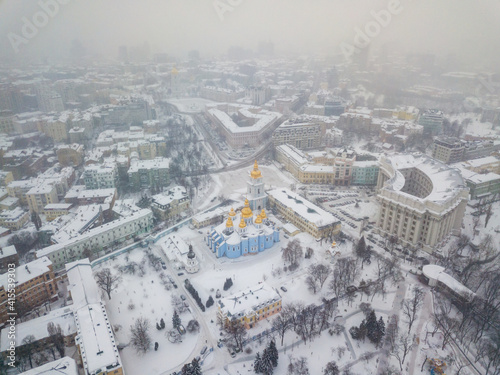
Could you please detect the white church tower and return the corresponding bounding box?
[247,160,267,211]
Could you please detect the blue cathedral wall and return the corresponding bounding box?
[207,228,280,259]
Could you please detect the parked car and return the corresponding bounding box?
[178,272,184,276]
[201,346,208,355]
[280,286,287,292]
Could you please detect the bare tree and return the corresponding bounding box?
[95,268,121,300]
[305,275,319,294]
[282,239,303,268]
[288,356,310,375]
[309,264,331,289]
[390,333,415,371]
[401,287,425,334]
[384,314,399,352]
[47,322,65,359]
[329,257,358,299]
[130,317,152,354]
[272,312,292,346]
[223,319,247,352]
[19,335,38,369]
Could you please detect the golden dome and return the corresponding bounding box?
[255,215,262,224]
[241,198,253,219]
[226,216,234,228]
[228,207,236,217]
[250,160,262,179]
[260,209,267,219]
[239,218,247,229]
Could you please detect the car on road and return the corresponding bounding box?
[280,286,287,292]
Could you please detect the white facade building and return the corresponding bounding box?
[375,154,469,253]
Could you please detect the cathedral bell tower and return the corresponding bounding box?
[247,160,267,211]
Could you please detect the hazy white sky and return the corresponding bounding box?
[0,0,499,66]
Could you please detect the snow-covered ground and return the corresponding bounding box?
[94,248,201,375]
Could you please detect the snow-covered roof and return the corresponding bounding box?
[18,357,78,375]
[268,188,339,228]
[300,164,334,173]
[0,256,52,288]
[381,154,468,203]
[128,157,170,173]
[51,205,102,244]
[65,259,122,374]
[36,209,152,258]
[208,106,281,134]
[276,144,309,166]
[0,245,17,259]
[66,259,100,310]
[218,283,281,319]
[44,203,73,210]
[422,265,474,300]
[152,186,188,207]
[75,303,122,375]
[0,307,75,351]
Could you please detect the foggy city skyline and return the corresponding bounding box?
[0,0,499,67]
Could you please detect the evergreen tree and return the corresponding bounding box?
[160,318,165,329]
[373,316,386,346]
[366,310,378,342]
[173,310,181,330]
[268,340,278,367]
[261,348,274,375]
[223,277,233,291]
[324,361,340,375]
[206,295,214,308]
[254,352,263,374]
[191,358,202,375]
[355,236,366,258]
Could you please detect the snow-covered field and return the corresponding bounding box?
[94,248,201,375]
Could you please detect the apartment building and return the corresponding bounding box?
[26,183,59,213]
[272,120,322,150]
[151,186,190,221]
[0,257,58,325]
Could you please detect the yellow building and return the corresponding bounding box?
[217,283,282,329]
[43,203,73,221]
[0,257,58,325]
[268,188,341,239]
[26,183,59,213]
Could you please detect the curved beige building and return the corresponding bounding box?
[376,154,469,253]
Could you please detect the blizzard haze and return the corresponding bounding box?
[0,0,499,65]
